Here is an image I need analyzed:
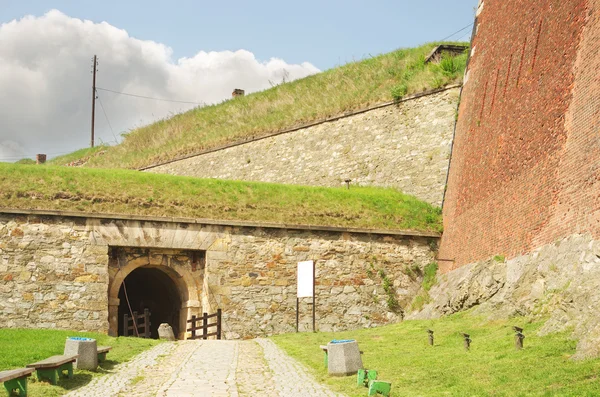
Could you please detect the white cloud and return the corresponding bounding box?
[0,10,320,161]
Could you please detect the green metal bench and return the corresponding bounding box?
[357,369,378,387]
[1,368,33,397]
[26,355,78,385]
[97,346,112,362]
[368,380,391,396]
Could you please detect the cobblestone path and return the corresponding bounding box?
[65,341,176,397]
[66,339,343,397]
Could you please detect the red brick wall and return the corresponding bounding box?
[439,0,597,271]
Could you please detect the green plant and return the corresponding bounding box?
[381,272,400,312]
[410,290,431,311]
[493,254,506,263]
[403,263,422,281]
[422,262,439,292]
[391,83,408,100]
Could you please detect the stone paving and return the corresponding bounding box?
[65,341,176,397]
[65,339,344,397]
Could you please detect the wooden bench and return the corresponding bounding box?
[97,346,112,362]
[0,368,34,397]
[26,355,78,385]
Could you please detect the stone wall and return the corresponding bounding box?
[205,228,437,338]
[0,211,438,338]
[146,87,460,207]
[0,214,108,331]
[408,233,600,359]
[439,0,599,270]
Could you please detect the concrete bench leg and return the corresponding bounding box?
[36,369,58,385]
[368,380,391,396]
[4,377,28,397]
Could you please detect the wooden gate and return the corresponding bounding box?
[187,309,222,340]
[123,308,151,338]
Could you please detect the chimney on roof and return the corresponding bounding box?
[36,154,46,164]
[232,88,245,98]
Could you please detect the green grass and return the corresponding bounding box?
[421,262,439,292]
[48,146,109,167]
[50,42,467,170]
[272,313,600,396]
[0,328,160,396]
[0,163,443,232]
[14,158,36,165]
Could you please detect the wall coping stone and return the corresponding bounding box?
[138,84,462,171]
[0,208,441,238]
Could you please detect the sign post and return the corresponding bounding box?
[296,260,315,332]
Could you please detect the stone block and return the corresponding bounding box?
[158,323,176,341]
[64,337,98,370]
[327,340,363,376]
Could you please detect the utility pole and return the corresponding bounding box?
[91,55,98,148]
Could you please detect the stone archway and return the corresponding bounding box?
[107,247,202,339]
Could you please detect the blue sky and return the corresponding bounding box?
[0,1,476,160]
[0,0,477,70]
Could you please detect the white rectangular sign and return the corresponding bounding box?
[297,260,314,298]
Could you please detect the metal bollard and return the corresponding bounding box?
[513,326,525,350]
[462,333,471,351]
[427,329,434,346]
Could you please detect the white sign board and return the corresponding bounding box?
[297,260,314,298]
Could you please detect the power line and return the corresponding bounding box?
[96,87,203,105]
[96,91,118,144]
[440,22,474,42]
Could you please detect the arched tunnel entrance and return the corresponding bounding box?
[118,267,182,338]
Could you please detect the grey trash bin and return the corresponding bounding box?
[327,339,363,376]
[64,337,98,370]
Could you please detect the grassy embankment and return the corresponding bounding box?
[0,328,160,397]
[48,42,467,170]
[0,163,442,232]
[272,312,600,396]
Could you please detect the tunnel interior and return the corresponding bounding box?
[118,267,182,339]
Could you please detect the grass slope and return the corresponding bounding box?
[272,313,600,396]
[0,328,160,396]
[49,42,467,170]
[0,163,442,232]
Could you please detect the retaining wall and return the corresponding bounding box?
[146,87,460,207]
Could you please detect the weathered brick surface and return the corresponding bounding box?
[440,0,596,270]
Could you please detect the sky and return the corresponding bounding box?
[0,0,477,162]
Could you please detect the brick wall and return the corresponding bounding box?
[439,0,597,270]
